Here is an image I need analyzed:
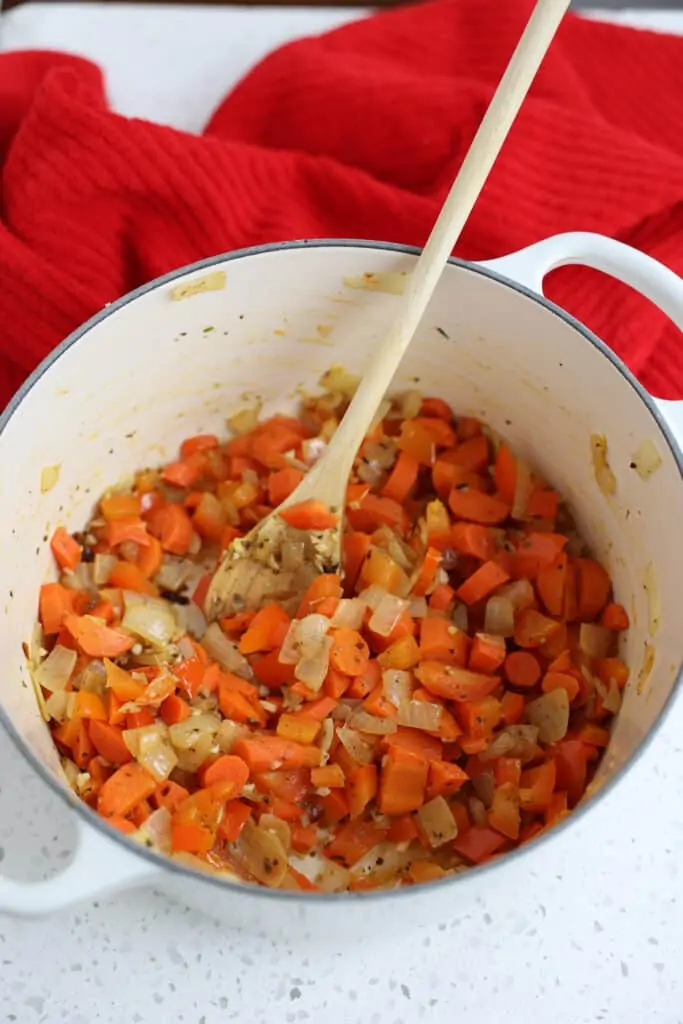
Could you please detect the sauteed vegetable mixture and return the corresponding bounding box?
[32,371,630,892]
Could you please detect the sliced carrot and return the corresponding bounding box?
[426,760,468,800]
[149,503,194,555]
[448,489,510,526]
[541,671,580,702]
[594,656,629,690]
[600,602,630,630]
[377,633,420,670]
[519,760,556,812]
[159,693,191,725]
[346,492,408,534]
[450,522,496,562]
[197,754,250,792]
[88,720,133,765]
[101,494,141,520]
[495,757,522,786]
[192,492,227,542]
[97,763,157,818]
[279,499,338,530]
[575,558,611,621]
[383,726,443,762]
[326,820,387,866]
[362,683,397,719]
[378,745,429,815]
[456,560,510,605]
[455,696,501,741]
[453,826,505,864]
[428,583,456,613]
[493,443,516,504]
[500,690,525,725]
[330,628,370,676]
[290,823,318,853]
[152,780,190,814]
[382,451,419,503]
[39,582,76,635]
[412,547,442,597]
[50,527,82,571]
[63,615,134,658]
[358,547,406,595]
[311,764,346,789]
[536,552,567,617]
[469,632,506,674]
[238,603,291,654]
[108,560,159,597]
[180,434,219,458]
[72,691,107,721]
[513,608,562,649]
[346,657,381,699]
[297,573,343,618]
[488,782,521,840]
[106,517,151,549]
[576,723,610,747]
[276,713,320,745]
[318,789,349,827]
[346,764,378,819]
[233,736,320,773]
[268,467,304,507]
[342,532,372,593]
[415,662,501,702]
[504,650,541,689]
[419,617,468,665]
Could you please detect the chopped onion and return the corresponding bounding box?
[44,690,70,723]
[579,622,612,658]
[364,439,398,470]
[124,723,178,782]
[295,635,332,692]
[408,596,428,618]
[468,796,488,827]
[228,403,261,436]
[318,718,335,764]
[168,714,220,771]
[357,458,385,487]
[319,365,360,400]
[591,434,617,496]
[526,689,569,743]
[497,579,535,611]
[155,557,192,592]
[631,439,662,481]
[202,622,252,678]
[512,457,533,519]
[382,669,413,710]
[78,659,107,696]
[134,807,172,853]
[451,602,469,632]
[484,596,514,637]
[316,857,351,893]
[471,771,495,807]
[122,592,176,647]
[93,553,116,587]
[349,840,410,882]
[397,699,443,732]
[278,614,330,665]
[417,796,458,847]
[337,724,375,764]
[369,593,408,637]
[349,709,397,736]
[280,538,306,574]
[61,757,80,788]
[603,679,622,715]
[234,819,288,887]
[301,436,327,465]
[356,585,386,611]
[331,599,366,630]
[398,390,422,420]
[217,719,249,753]
[33,645,77,692]
[182,602,207,640]
[259,813,291,852]
[479,724,539,762]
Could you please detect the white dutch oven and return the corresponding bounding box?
[1,232,682,934]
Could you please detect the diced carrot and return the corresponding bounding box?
[362,683,397,719]
[378,745,428,814]
[415,662,501,702]
[428,583,456,612]
[342,532,372,593]
[347,657,381,699]
[426,760,468,800]
[279,500,338,530]
[191,492,227,542]
[39,583,76,635]
[453,826,505,864]
[456,560,510,605]
[346,764,378,819]
[594,656,629,690]
[512,533,567,580]
[544,790,569,826]
[233,736,320,773]
[63,615,134,658]
[409,861,446,883]
[382,451,420,503]
[267,467,304,507]
[149,503,194,555]
[329,628,370,676]
[311,764,346,789]
[239,603,291,654]
[513,608,562,649]
[126,708,155,729]
[300,696,338,722]
[97,763,157,818]
[541,671,580,702]
[412,547,442,597]
[326,820,387,866]
[553,740,588,806]
[358,547,406,595]
[488,782,521,840]
[495,757,522,786]
[107,517,151,549]
[388,814,419,843]
[346,493,408,534]
[50,527,82,571]
[290,823,318,853]
[576,723,610,747]
[159,693,191,725]
[455,697,501,741]
[383,727,443,762]
[276,713,320,744]
[493,443,516,504]
[101,494,142,520]
[500,690,525,725]
[163,455,207,489]
[448,489,510,525]
[504,650,541,689]
[197,754,250,792]
[575,558,611,621]
[152,780,190,814]
[88,720,133,765]
[108,560,159,597]
[107,816,137,835]
[469,633,507,674]
[536,553,567,617]
[297,574,343,618]
[450,522,496,562]
[324,667,352,699]
[377,634,420,670]
[318,788,349,827]
[527,489,559,520]
[72,691,107,721]
[419,617,468,665]
[600,603,630,630]
[180,434,219,458]
[420,397,452,421]
[519,760,556,812]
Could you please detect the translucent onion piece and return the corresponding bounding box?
[479,725,539,763]
[631,439,662,481]
[382,669,413,710]
[202,622,253,678]
[468,796,488,827]
[497,579,535,611]
[280,538,306,574]
[357,459,385,487]
[484,596,515,637]
[398,390,422,420]
[44,690,70,723]
[33,645,77,692]
[93,553,117,587]
[217,719,249,753]
[259,813,292,853]
[357,585,387,611]
[124,724,178,783]
[337,724,375,764]
[417,796,458,847]
[397,700,443,732]
[301,437,327,466]
[349,840,410,881]
[295,635,332,692]
[526,689,570,743]
[78,659,107,696]
[278,620,301,664]
[369,593,408,637]
[408,596,428,619]
[316,857,351,893]
[235,819,289,888]
[331,599,366,630]
[168,714,220,771]
[61,757,79,788]
[134,807,172,854]
[298,614,332,651]
[318,718,335,764]
[603,679,622,715]
[364,438,398,470]
[349,709,397,736]
[319,366,360,400]
[471,771,495,807]
[122,592,176,647]
[579,622,612,659]
[452,602,469,632]
[155,556,192,592]
[369,399,392,435]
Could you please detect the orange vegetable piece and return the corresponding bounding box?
[576,557,611,621]
[358,547,406,594]
[217,800,253,842]
[600,603,630,630]
[412,547,442,597]
[426,760,468,800]
[330,628,369,676]
[456,560,510,605]
[149,503,194,555]
[97,763,157,818]
[311,764,345,789]
[453,826,505,864]
[88,720,133,765]
[279,500,338,530]
[238,603,291,654]
[346,764,378,819]
[469,633,507,674]
[50,527,82,571]
[72,691,107,722]
[541,671,580,702]
[101,494,142,520]
[377,633,420,670]
[108,560,159,597]
[39,583,76,635]
[276,713,320,745]
[594,656,629,690]
[500,690,525,725]
[326,820,387,866]
[63,615,134,658]
[513,608,562,649]
[519,760,557,812]
[297,573,342,618]
[268,467,304,507]
[382,451,419,503]
[342,532,372,593]
[383,727,442,762]
[290,823,318,853]
[512,533,567,580]
[492,443,516,504]
[197,754,250,792]
[159,693,191,725]
[488,782,521,840]
[448,489,510,525]
[415,662,501,702]
[419,618,468,665]
[504,650,542,689]
[455,696,501,741]
[536,553,568,617]
[378,746,428,815]
[450,522,496,562]
[233,736,320,773]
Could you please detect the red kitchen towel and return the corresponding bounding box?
[1,0,683,410]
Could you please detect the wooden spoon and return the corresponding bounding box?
[205,0,570,621]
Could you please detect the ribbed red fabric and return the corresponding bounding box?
[1,0,683,409]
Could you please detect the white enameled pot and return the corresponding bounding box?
[1,232,682,935]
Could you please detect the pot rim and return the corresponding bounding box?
[1,237,681,905]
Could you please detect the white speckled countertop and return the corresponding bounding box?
[1,5,683,1023]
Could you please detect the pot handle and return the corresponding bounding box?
[480,231,683,445]
[0,816,160,917]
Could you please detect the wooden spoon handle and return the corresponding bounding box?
[302,0,570,507]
